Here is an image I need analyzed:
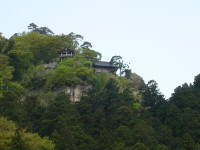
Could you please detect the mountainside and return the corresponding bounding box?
[1,23,200,150]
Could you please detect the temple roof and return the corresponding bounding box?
[93,61,116,68]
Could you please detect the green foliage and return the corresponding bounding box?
[93,73,114,91]
[128,73,145,90]
[10,32,65,64]
[0,54,14,81]
[23,65,52,90]
[35,92,77,136]
[133,143,149,150]
[8,31,77,80]
[81,48,102,61]
[0,117,55,150]
[52,126,95,150]
[28,23,54,35]
[46,56,95,88]
[156,145,169,150]
[2,24,200,150]
[10,129,28,150]
[0,54,14,97]
[110,142,128,150]
[81,41,92,49]
[21,132,55,150]
[182,133,195,150]
[0,33,8,53]
[0,117,16,150]
[194,73,200,88]
[110,55,130,76]
[0,82,25,123]
[142,80,165,108]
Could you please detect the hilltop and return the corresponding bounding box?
[1,23,200,150]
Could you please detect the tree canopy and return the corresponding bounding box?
[0,23,200,150]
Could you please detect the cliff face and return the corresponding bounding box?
[56,85,91,102]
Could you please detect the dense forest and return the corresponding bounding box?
[1,23,200,150]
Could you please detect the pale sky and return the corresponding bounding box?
[1,0,200,98]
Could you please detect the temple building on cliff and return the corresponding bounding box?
[93,61,117,74]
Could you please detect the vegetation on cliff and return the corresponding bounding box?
[1,23,200,150]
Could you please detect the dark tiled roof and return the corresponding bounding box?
[93,61,116,68]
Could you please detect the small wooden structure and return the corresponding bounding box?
[59,47,75,61]
[93,61,117,74]
[58,48,117,74]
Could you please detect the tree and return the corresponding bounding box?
[28,23,54,35]
[8,48,33,80]
[22,65,50,90]
[156,144,169,150]
[0,33,8,53]
[68,32,83,49]
[8,31,70,80]
[21,132,55,150]
[81,41,92,49]
[10,129,28,150]
[110,142,128,150]
[182,133,195,150]
[0,116,16,150]
[81,48,102,61]
[52,126,95,150]
[194,73,200,88]
[34,92,78,136]
[0,117,55,150]
[0,54,14,97]
[0,82,25,123]
[36,27,54,35]
[46,56,95,89]
[132,120,158,149]
[28,23,38,31]
[110,55,130,76]
[127,73,145,90]
[133,143,149,150]
[142,80,165,108]
[194,144,200,150]
[124,69,132,79]
[3,22,200,150]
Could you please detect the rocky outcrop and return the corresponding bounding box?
[43,62,57,70]
[56,85,91,102]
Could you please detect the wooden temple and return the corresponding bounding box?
[93,61,117,74]
[59,47,75,61]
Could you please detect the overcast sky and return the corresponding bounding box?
[1,0,200,98]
